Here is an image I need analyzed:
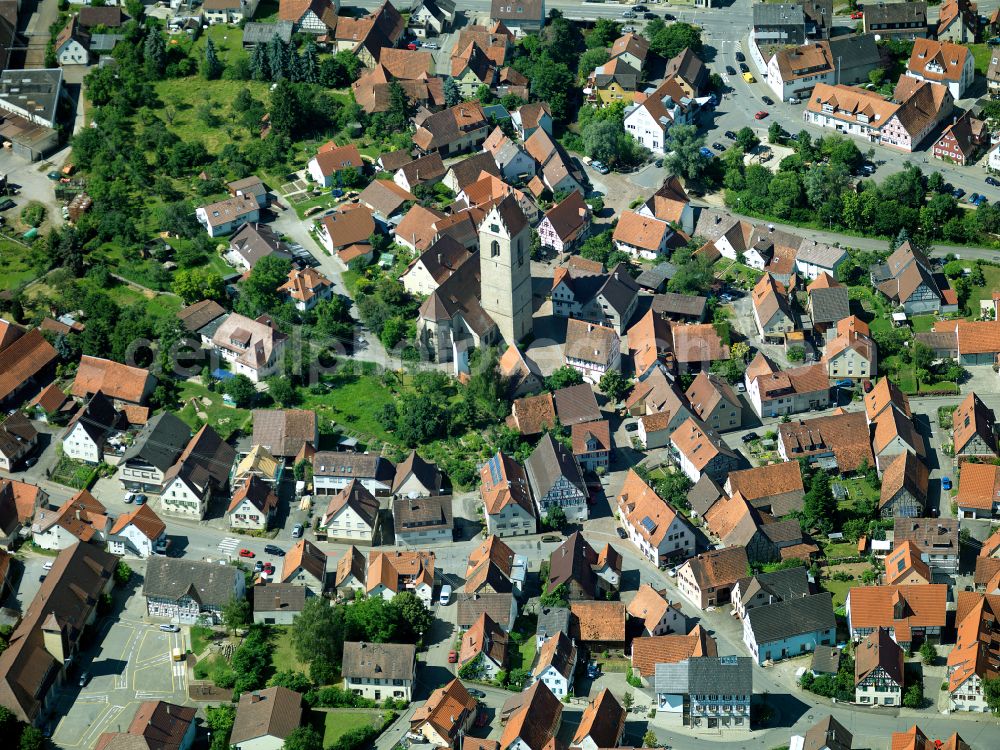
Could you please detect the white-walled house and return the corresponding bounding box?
[62,392,120,464]
[617,469,695,567]
[227,476,278,531]
[320,480,381,543]
[342,641,416,702]
[623,79,699,154]
[108,503,168,558]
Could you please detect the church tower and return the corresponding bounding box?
[479,195,533,347]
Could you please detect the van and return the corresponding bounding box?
[439,584,453,606]
[742,72,756,84]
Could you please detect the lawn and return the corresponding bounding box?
[966,263,1000,315]
[969,44,994,75]
[910,314,936,333]
[270,627,311,675]
[0,238,44,289]
[177,379,252,439]
[819,539,858,560]
[321,710,379,747]
[299,371,397,444]
[50,455,98,489]
[832,476,879,511]
[190,625,215,656]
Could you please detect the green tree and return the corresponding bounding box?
[144,28,166,79]
[19,727,43,750]
[735,126,759,153]
[919,642,937,665]
[239,254,292,316]
[206,705,237,750]
[202,38,223,80]
[578,47,609,80]
[646,20,703,58]
[664,125,710,183]
[545,365,584,391]
[903,682,923,708]
[268,670,314,692]
[800,471,836,534]
[443,77,461,106]
[642,731,658,748]
[767,121,784,144]
[540,583,569,608]
[544,506,567,531]
[266,376,298,408]
[173,267,225,304]
[395,393,445,445]
[222,597,251,634]
[291,597,344,671]
[622,691,634,711]
[390,591,434,639]
[582,117,644,169]
[587,19,621,48]
[667,246,714,295]
[114,561,132,585]
[269,79,301,137]
[984,676,1000,712]
[223,374,257,408]
[599,370,629,403]
[283,727,323,750]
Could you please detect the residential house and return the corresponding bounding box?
[392,451,443,497]
[320,480,380,542]
[864,2,928,39]
[228,476,278,532]
[108,503,167,558]
[410,679,477,748]
[627,584,687,637]
[955,320,1000,365]
[333,3,406,65]
[443,152,501,193]
[676,547,749,610]
[143,557,246,624]
[608,33,649,72]
[569,601,627,651]
[62,391,121,464]
[908,38,974,98]
[393,495,453,544]
[512,102,552,141]
[537,191,591,254]
[673,323,731,374]
[685,371,742,432]
[94,702,196,750]
[545,532,621,601]
[498,344,543,399]
[796,241,848,281]
[612,211,674,260]
[954,392,998,458]
[525,433,589,523]
[226,223,292,272]
[394,153,447,192]
[564,319,620,384]
[893,518,959,573]
[280,539,328,595]
[277,267,333,312]
[789,716,852,750]
[203,0,258,25]
[359,180,416,224]
[0,413,36,472]
[742,593,836,664]
[353,54,444,114]
[745,354,831,419]
[159,425,235,520]
[178,299,229,344]
[334,546,368,596]
[29,382,75,425]
[933,112,987,166]
[824,315,878,380]
[481,451,536,537]
[937,0,979,42]
[703,494,810,565]
[871,402,925,471]
[947,591,1000,712]
[571,689,625,750]
[481,129,534,181]
[313,452,395,496]
[664,47,709,96]
[317,205,377,264]
[670,418,742,485]
[551,263,639,334]
[71,354,154,415]
[957,462,1000,519]
[630,627,717,686]
[571,420,611,473]
[366,550,436,607]
[726,462,805,518]
[626,308,674,381]
[456,591,517,632]
[529,631,577,697]
[804,80,953,153]
[588,57,641,106]
[654,656,752,731]
[0,542,117,725]
[465,536,525,596]
[524,127,585,196]
[731,566,811,620]
[752,274,796,342]
[400,236,474,296]
[251,409,316,463]
[413,102,489,157]
[766,35,881,102]
[686,475,724,520]
[31,490,111,551]
[879,451,929,518]
[637,176,694,234]
[807,275,850,334]
[230,687,303,750]
[408,0,456,38]
[777,410,875,473]
[117,412,190,495]
[458,612,509,680]
[989,47,1000,97]
[342,641,416,702]
[885,541,932,586]
[623,77,701,154]
[196,196,260,237]
[753,2,806,44]
[617,469,696,567]
[855,628,905,706]
[870,241,951,314]
[0,479,46,547]
[845,584,948,648]
[489,0,545,34]
[252,584,307,626]
[210,313,287,383]
[498,682,562,750]
[507,392,556,436]
[54,16,89,65]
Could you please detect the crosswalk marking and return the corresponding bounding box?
[218,537,239,555]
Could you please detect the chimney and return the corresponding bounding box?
[251,693,262,703]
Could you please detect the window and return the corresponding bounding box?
[491,239,500,257]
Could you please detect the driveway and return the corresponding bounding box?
[0,148,68,228]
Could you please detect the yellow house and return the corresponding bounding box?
[589,57,641,106]
[451,43,497,98]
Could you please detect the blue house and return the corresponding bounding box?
[741,592,836,665]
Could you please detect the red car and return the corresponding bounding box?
[239,548,255,558]
[263,562,275,575]
[754,110,769,120]
[850,10,863,19]
[448,650,458,663]
[407,42,418,50]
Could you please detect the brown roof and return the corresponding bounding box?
[617,470,680,549]
[230,687,303,745]
[571,420,611,456]
[685,370,740,423]
[609,32,649,63]
[413,102,487,153]
[630,628,717,677]
[681,547,749,592]
[541,190,589,243]
[71,355,151,404]
[552,383,601,426]
[277,267,332,303]
[879,451,929,511]
[342,640,416,681]
[625,583,670,633]
[956,320,1000,356]
[177,299,227,333]
[110,502,166,541]
[481,451,534,517]
[670,418,738,472]
[396,152,447,187]
[612,210,669,252]
[865,377,912,423]
[95,701,197,750]
[847,584,947,642]
[411,679,477,743]
[393,495,452,532]
[335,545,367,588]
[509,391,556,435]
[0,329,56,403]
[885,541,931,586]
[499,681,562,750]
[252,409,316,457]
[319,204,376,250]
[671,323,730,363]
[459,611,509,667]
[627,308,673,377]
[726,462,803,504]
[280,539,327,585]
[855,627,904,686]
[908,38,970,83]
[228,475,278,517]
[778,411,874,472]
[957,461,1000,511]
[359,179,415,218]
[872,406,925,457]
[572,688,624,749]
[392,450,442,495]
[570,601,626,643]
[645,176,690,224]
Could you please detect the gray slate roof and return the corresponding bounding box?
[242,21,293,45]
[809,286,850,325]
[525,433,587,500]
[635,262,677,290]
[536,606,571,641]
[655,656,753,695]
[342,641,416,681]
[753,3,805,25]
[745,592,835,644]
[121,412,190,471]
[143,557,241,609]
[810,645,841,675]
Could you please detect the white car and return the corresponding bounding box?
[423,43,439,50]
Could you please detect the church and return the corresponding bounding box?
[417,195,533,366]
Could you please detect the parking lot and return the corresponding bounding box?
[48,589,189,748]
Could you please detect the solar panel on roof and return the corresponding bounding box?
[641,516,656,533]
[488,454,502,485]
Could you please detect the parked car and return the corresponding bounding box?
[78,672,90,687]
[159,624,180,632]
[439,584,453,605]
[743,72,756,84]
[469,688,486,698]
[986,176,1000,187]
[542,535,561,543]
[725,130,738,140]
[406,42,418,50]
[942,477,953,491]
[834,378,854,388]
[292,523,304,538]
[263,562,275,575]
[0,199,16,211]
[43,561,53,571]
[47,171,60,180]
[622,25,636,32]
[850,10,864,18]
[762,96,774,106]
[124,492,134,504]
[975,195,988,206]
[754,110,769,119]
[591,160,610,174]
[422,42,439,50]
[622,10,636,18]
[632,4,648,11]
[860,163,876,176]
[726,65,736,75]
[643,12,657,19]
[655,158,663,167]
[134,494,147,505]
[739,62,749,73]
[616,527,628,539]
[788,96,801,104]
[239,548,255,558]
[969,193,980,204]
[741,432,759,443]
[264,544,285,556]
[663,12,675,20]
[712,142,726,151]
[587,664,601,679]
[736,51,745,62]
[699,146,714,158]
[254,560,264,572]
[952,187,966,199]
